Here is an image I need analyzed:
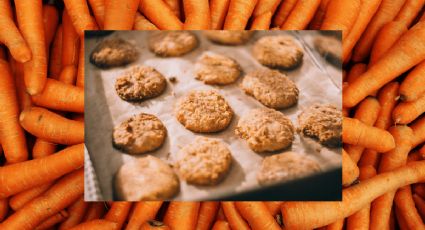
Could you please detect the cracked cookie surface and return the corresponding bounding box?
[90,38,138,68]
[195,52,241,85]
[148,31,198,57]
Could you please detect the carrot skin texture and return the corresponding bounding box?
[58,65,77,85]
[399,60,425,101]
[62,10,80,67]
[35,210,69,230]
[221,202,250,230]
[62,0,98,37]
[394,0,425,27]
[411,117,425,148]
[126,201,163,230]
[104,202,132,229]
[253,0,281,17]
[134,12,159,30]
[164,202,200,230]
[164,0,181,19]
[392,94,425,124]
[183,0,211,29]
[32,138,57,158]
[9,182,54,211]
[342,149,360,186]
[211,220,231,230]
[196,202,219,230]
[104,0,140,30]
[42,5,59,49]
[88,0,106,29]
[251,12,273,30]
[413,193,425,220]
[394,186,425,229]
[235,202,281,230]
[49,25,63,78]
[83,203,106,222]
[139,0,183,30]
[76,39,85,88]
[273,0,297,27]
[264,201,283,216]
[320,0,361,39]
[210,0,231,29]
[0,198,8,222]
[224,0,258,30]
[58,196,88,230]
[281,0,321,30]
[0,60,28,163]
[65,219,119,230]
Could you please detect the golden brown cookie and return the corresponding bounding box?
[195,52,242,85]
[314,36,342,66]
[90,38,138,68]
[114,156,179,200]
[235,108,295,153]
[148,31,198,57]
[175,137,232,185]
[204,31,254,45]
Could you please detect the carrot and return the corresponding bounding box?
[395,0,425,27]
[415,184,425,199]
[42,5,59,49]
[342,149,360,186]
[58,196,88,230]
[104,202,132,229]
[33,138,57,159]
[369,21,408,66]
[0,0,31,63]
[342,0,384,62]
[308,0,331,29]
[58,65,77,85]
[393,94,425,124]
[196,202,219,230]
[140,220,171,230]
[62,10,80,67]
[394,186,425,229]
[235,202,280,230]
[68,219,119,230]
[13,60,33,111]
[126,201,163,230]
[352,0,406,62]
[413,193,425,220]
[264,201,283,216]
[395,206,409,230]
[164,202,200,230]
[35,210,69,230]
[223,0,258,30]
[49,25,63,78]
[63,0,98,37]
[76,39,84,88]
[216,205,226,221]
[183,0,211,29]
[346,63,367,84]
[210,0,231,29]
[19,107,84,145]
[0,60,28,163]
[344,21,425,107]
[104,0,139,30]
[272,0,297,27]
[411,116,425,148]
[139,0,183,30]
[320,0,361,39]
[0,198,7,222]
[400,60,425,102]
[9,182,54,211]
[88,0,106,29]
[253,0,281,17]
[212,220,231,230]
[0,169,84,230]
[342,117,395,152]
[421,145,425,158]
[324,219,344,230]
[345,97,380,163]
[134,12,159,30]
[281,160,425,229]
[221,202,250,230]
[83,203,106,222]
[346,166,377,230]
[31,79,84,113]
[251,12,273,30]
[164,0,181,19]
[281,0,321,30]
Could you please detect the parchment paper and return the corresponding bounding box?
[85,31,342,201]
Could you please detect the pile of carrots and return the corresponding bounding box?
[0,0,425,229]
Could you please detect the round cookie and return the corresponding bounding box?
[114,156,179,200]
[90,38,138,68]
[241,69,299,109]
[115,65,166,101]
[176,90,233,133]
[204,31,254,45]
[175,137,232,185]
[297,104,342,147]
[252,35,303,69]
[112,113,167,155]
[314,36,342,66]
[257,152,321,185]
[148,31,198,57]
[235,108,295,153]
[195,52,242,85]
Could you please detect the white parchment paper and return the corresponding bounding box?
[85,31,342,201]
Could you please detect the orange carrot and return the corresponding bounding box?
[126,201,163,230]
[324,219,344,230]
[272,0,297,27]
[15,0,47,95]
[344,21,425,107]
[308,0,331,29]
[394,0,425,27]
[415,184,425,198]
[251,11,273,30]
[253,0,281,17]
[164,0,181,19]
[413,193,425,220]
[19,107,84,145]
[140,220,171,230]
[83,203,106,222]
[104,202,132,229]
[369,21,408,66]
[88,0,106,29]
[421,145,425,158]
[134,12,159,30]
[346,63,367,84]
[183,0,211,29]
[76,39,84,88]
[35,210,69,230]
[235,202,280,230]
[320,0,361,39]
[281,160,425,229]
[62,10,80,67]
[9,182,54,211]
[104,0,139,30]
[58,196,88,230]
[209,0,230,29]
[196,202,219,230]
[58,65,77,85]
[0,198,7,222]
[13,60,33,111]
[49,25,63,78]
[68,219,119,230]
[31,78,84,113]
[342,0,384,62]
[411,116,425,148]
[216,205,226,221]
[352,0,406,62]
[212,220,231,230]
[0,0,31,63]
[281,0,321,30]
[164,202,200,230]
[395,206,409,230]
[0,60,28,163]
[223,0,258,30]
[342,149,360,186]
[221,202,249,230]
[394,186,425,229]
[264,201,283,216]
[33,138,57,159]
[42,5,59,49]
[0,169,84,230]
[139,0,183,30]
[393,94,425,124]
[400,60,425,101]
[63,0,98,37]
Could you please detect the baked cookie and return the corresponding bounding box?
[90,38,138,68]
[175,137,232,185]
[114,156,179,200]
[314,36,342,66]
[235,108,295,153]
[148,31,198,57]
[112,113,167,155]
[204,31,254,45]
[176,90,233,133]
[115,65,166,101]
[297,104,342,147]
[241,69,299,109]
[195,52,242,85]
[253,35,303,69]
[257,152,321,185]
